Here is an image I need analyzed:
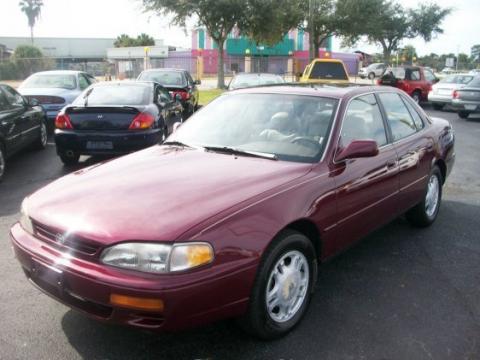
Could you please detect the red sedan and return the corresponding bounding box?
[10,85,455,339]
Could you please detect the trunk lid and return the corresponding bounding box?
[66,106,142,130]
[457,88,480,101]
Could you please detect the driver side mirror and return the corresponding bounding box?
[335,140,379,163]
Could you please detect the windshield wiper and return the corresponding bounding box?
[204,146,278,160]
[162,140,195,148]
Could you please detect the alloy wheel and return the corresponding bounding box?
[425,174,440,218]
[265,250,310,323]
[40,122,48,147]
[0,148,5,179]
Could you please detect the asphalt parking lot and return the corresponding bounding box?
[0,107,479,360]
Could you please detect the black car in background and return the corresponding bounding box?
[137,68,200,118]
[54,81,183,165]
[0,84,47,181]
[451,76,480,119]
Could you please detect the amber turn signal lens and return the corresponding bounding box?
[110,294,164,312]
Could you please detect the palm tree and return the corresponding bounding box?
[19,0,44,44]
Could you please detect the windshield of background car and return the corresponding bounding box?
[440,74,474,84]
[138,71,186,86]
[22,74,77,90]
[168,93,338,163]
[73,84,151,106]
[309,62,348,80]
[230,74,285,89]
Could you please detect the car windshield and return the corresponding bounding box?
[168,93,338,163]
[229,74,284,89]
[73,84,151,106]
[22,74,77,90]
[138,71,186,86]
[439,74,474,84]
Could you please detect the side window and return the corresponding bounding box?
[157,87,172,103]
[341,94,388,147]
[78,75,89,90]
[86,74,97,84]
[409,69,421,81]
[2,85,25,107]
[402,97,425,130]
[185,72,194,85]
[424,69,436,82]
[0,91,9,111]
[379,93,417,141]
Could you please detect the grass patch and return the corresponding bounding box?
[199,89,225,106]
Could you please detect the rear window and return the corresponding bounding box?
[138,71,186,86]
[386,67,421,81]
[439,74,474,84]
[22,74,77,90]
[74,84,151,106]
[229,74,284,89]
[309,62,348,80]
[468,77,480,87]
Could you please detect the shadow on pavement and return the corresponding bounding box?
[61,200,480,360]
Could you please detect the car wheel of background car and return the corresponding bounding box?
[238,229,316,339]
[34,121,48,150]
[412,91,421,104]
[432,103,444,111]
[406,166,443,228]
[0,146,5,182]
[368,72,375,80]
[458,111,470,119]
[59,150,80,166]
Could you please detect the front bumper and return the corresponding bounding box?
[54,129,164,156]
[10,223,256,331]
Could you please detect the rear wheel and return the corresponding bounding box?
[59,150,80,166]
[406,166,442,227]
[239,230,316,339]
[34,120,48,150]
[0,146,5,182]
[432,103,444,111]
[458,111,470,119]
[412,91,421,104]
[368,72,375,80]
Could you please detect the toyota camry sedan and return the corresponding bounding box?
[11,85,455,339]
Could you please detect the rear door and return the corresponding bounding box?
[331,93,399,253]
[0,86,25,154]
[378,92,435,211]
[155,86,181,133]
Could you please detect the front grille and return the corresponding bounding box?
[32,221,101,256]
[25,95,65,104]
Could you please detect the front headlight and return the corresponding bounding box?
[20,199,34,235]
[100,242,214,274]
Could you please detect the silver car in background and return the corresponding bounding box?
[428,73,474,110]
[359,63,386,80]
[227,73,285,90]
[18,70,96,132]
[451,75,480,119]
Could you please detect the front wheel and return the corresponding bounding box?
[458,111,470,119]
[238,230,317,339]
[34,120,48,150]
[368,72,375,80]
[406,166,442,227]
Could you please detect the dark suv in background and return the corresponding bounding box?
[137,68,200,119]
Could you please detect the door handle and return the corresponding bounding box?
[386,160,397,169]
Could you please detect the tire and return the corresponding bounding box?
[458,111,470,119]
[412,91,421,104]
[368,72,375,80]
[432,103,444,111]
[406,166,443,228]
[59,150,80,166]
[0,146,5,182]
[238,230,317,339]
[33,120,48,150]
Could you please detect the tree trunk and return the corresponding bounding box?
[308,30,315,61]
[216,38,225,89]
[30,26,34,45]
[382,47,391,65]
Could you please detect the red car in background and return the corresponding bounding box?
[378,66,439,103]
[11,85,455,339]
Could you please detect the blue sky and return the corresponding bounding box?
[1,0,479,56]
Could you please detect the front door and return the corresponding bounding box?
[0,85,27,154]
[330,94,399,253]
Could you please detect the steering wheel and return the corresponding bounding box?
[291,136,321,148]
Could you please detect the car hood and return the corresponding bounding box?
[27,146,312,245]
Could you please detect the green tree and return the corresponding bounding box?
[136,33,155,46]
[19,0,44,44]
[12,45,44,78]
[142,0,247,89]
[114,34,138,47]
[342,0,451,63]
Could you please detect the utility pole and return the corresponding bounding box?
[309,0,315,61]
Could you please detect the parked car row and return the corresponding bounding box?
[11,78,455,339]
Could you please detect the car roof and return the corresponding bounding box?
[228,84,398,99]
[234,73,282,76]
[141,68,186,73]
[30,70,85,75]
[92,81,153,88]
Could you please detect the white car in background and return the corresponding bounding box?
[428,73,475,110]
[358,63,386,80]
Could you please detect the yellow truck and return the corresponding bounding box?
[299,58,350,84]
